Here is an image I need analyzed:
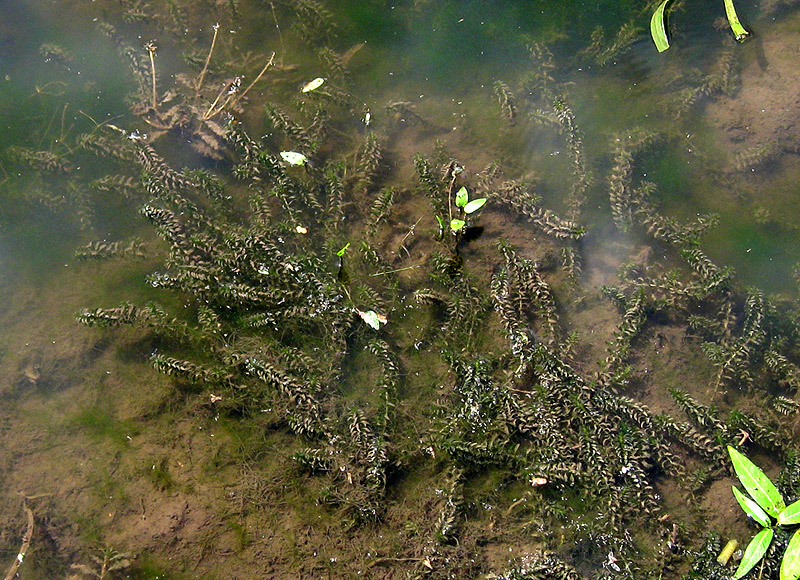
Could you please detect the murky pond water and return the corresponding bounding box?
[2,1,800,579]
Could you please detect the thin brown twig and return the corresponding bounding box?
[231,52,276,107]
[202,52,276,120]
[269,3,285,64]
[195,23,220,98]
[145,41,158,111]
[3,500,35,580]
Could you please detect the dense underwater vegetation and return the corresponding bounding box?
[2,0,800,578]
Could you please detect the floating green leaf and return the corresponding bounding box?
[357,310,384,330]
[455,186,468,208]
[450,219,466,232]
[734,486,772,528]
[723,0,751,41]
[650,0,673,52]
[280,151,308,166]
[734,528,774,580]
[301,77,325,93]
[464,198,487,214]
[782,529,800,580]
[729,446,786,518]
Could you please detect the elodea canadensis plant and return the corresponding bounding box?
[728,445,800,580]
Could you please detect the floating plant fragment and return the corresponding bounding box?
[723,0,751,41]
[651,0,750,51]
[301,77,325,93]
[650,0,673,52]
[280,151,308,166]
[356,309,387,330]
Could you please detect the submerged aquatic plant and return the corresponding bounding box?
[728,446,800,580]
[651,0,751,52]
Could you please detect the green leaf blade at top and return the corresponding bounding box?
[650,0,673,52]
[734,528,773,580]
[779,499,800,526]
[733,486,772,527]
[782,528,800,580]
[728,446,786,518]
[450,219,465,232]
[723,0,751,42]
[464,198,487,214]
[455,187,468,208]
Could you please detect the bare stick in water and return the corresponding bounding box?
[4,500,35,580]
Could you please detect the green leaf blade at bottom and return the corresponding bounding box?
[781,528,800,580]
[734,528,773,580]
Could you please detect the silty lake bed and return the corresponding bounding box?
[2,0,800,578]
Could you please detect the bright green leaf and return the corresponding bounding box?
[734,528,773,580]
[450,219,466,231]
[336,243,350,257]
[464,198,487,214]
[780,500,800,526]
[455,186,468,208]
[733,486,772,528]
[280,151,308,166]
[728,446,786,518]
[723,0,750,42]
[782,529,800,580]
[436,215,445,230]
[650,0,673,53]
[301,77,325,93]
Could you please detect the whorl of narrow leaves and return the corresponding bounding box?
[492,183,584,240]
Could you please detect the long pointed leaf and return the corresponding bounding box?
[779,499,800,526]
[734,528,773,580]
[728,446,785,517]
[723,0,751,42]
[782,529,800,580]
[733,486,771,527]
[650,0,673,52]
